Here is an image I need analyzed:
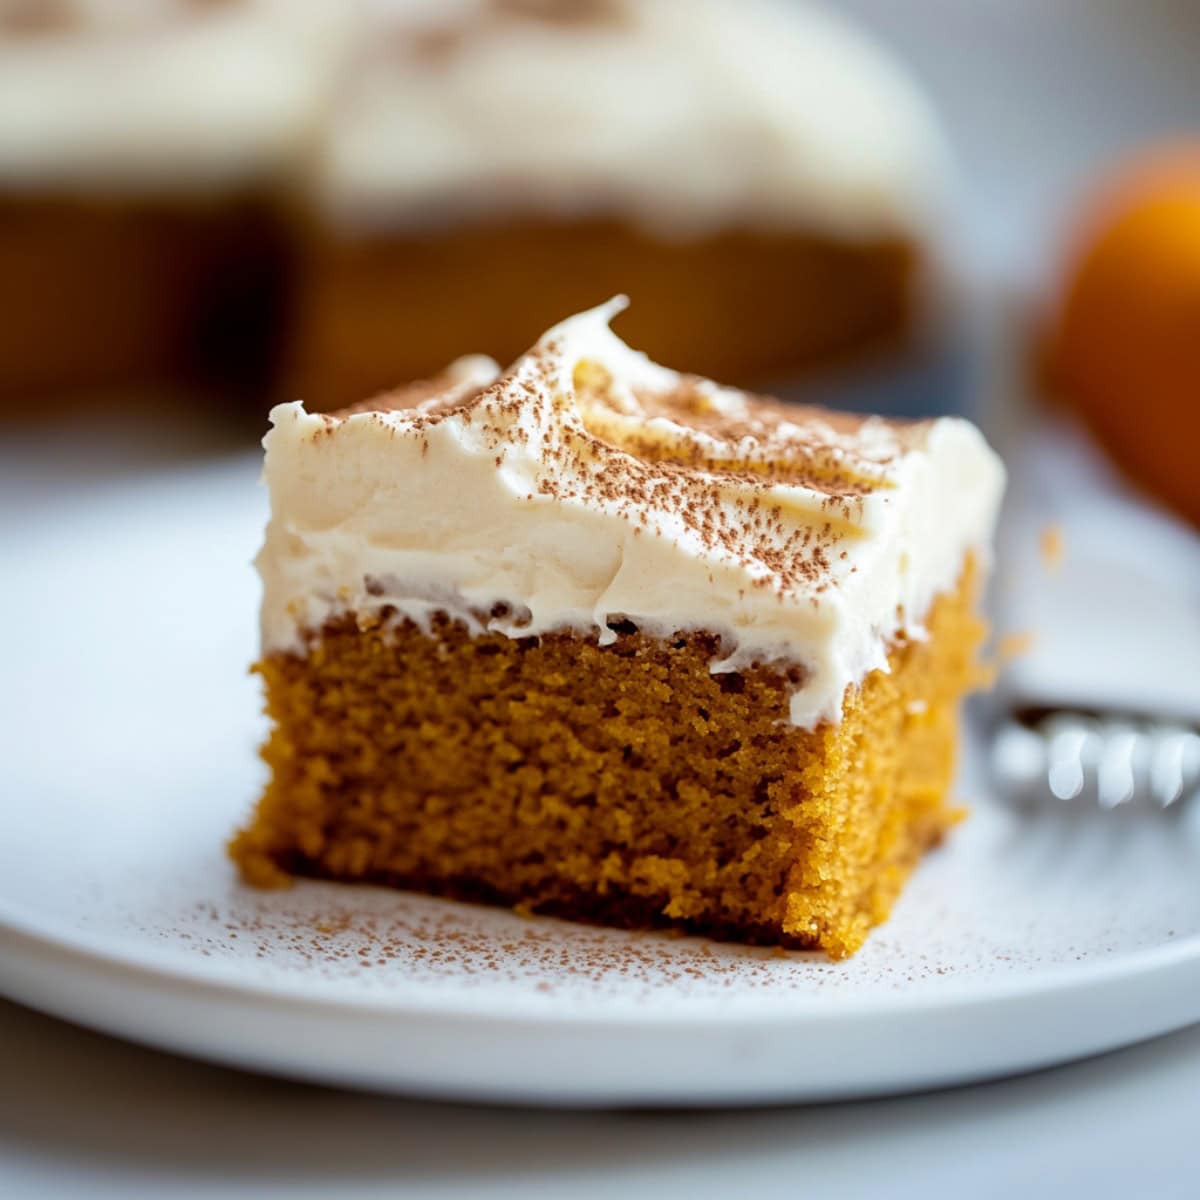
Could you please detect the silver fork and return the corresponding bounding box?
[990,711,1200,812]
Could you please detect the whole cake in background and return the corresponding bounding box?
[232,299,1004,960]
[0,0,347,405]
[0,0,954,417]
[288,0,953,409]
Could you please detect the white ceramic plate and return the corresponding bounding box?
[3,457,1200,1107]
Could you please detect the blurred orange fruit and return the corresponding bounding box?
[1043,143,1200,528]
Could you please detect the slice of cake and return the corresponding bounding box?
[233,299,1004,959]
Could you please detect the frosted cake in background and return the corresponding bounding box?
[0,0,346,405]
[0,0,958,419]
[285,0,955,410]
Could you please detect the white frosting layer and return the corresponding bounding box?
[0,0,951,236]
[0,1,349,191]
[258,300,1004,727]
[314,0,952,239]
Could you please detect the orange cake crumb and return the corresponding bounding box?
[232,564,985,960]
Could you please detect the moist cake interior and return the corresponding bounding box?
[232,563,984,959]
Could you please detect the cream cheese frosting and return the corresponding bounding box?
[314,0,952,240]
[258,299,1004,727]
[0,0,349,191]
[0,0,951,239]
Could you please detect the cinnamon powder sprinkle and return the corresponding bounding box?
[332,341,928,597]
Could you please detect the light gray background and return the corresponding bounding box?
[844,0,1200,281]
[2,997,1198,1199]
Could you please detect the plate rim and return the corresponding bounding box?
[4,884,1200,1028]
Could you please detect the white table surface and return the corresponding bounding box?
[2,995,1199,1199]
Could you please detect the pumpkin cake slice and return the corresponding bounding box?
[232,298,1004,958]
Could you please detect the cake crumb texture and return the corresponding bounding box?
[232,564,985,960]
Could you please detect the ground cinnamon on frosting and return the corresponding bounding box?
[335,311,931,598]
